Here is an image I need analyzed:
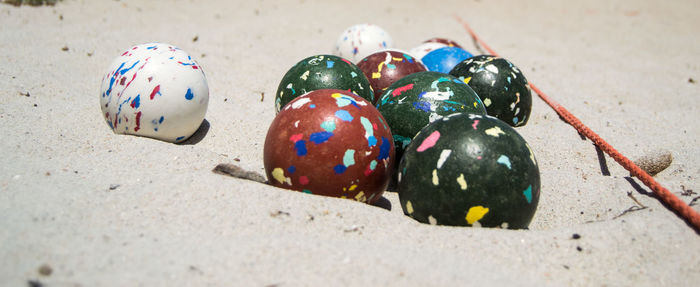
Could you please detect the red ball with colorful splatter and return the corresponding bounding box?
[264,89,395,204]
[357,50,427,105]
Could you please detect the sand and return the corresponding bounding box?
[1,0,699,285]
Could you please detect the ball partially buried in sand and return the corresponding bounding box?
[397,113,540,229]
[450,55,532,127]
[264,89,395,204]
[99,43,209,143]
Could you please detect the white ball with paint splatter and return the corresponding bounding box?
[334,24,394,63]
[99,43,209,143]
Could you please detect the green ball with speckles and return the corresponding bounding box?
[275,55,373,112]
[449,55,532,127]
[397,113,540,229]
[376,71,486,162]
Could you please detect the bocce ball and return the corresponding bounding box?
[424,37,463,48]
[398,113,540,229]
[357,50,427,105]
[334,24,394,63]
[421,46,473,74]
[99,43,209,143]
[449,55,532,127]
[264,89,395,204]
[408,41,448,61]
[275,54,373,112]
[376,71,486,158]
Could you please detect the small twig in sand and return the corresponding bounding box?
[2,0,61,6]
[613,205,648,220]
[212,163,267,183]
[689,196,700,207]
[260,92,265,102]
[680,185,696,196]
[613,192,648,219]
[269,210,290,217]
[627,191,646,208]
[344,225,364,233]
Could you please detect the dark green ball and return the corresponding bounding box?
[449,55,532,127]
[398,113,540,229]
[376,71,486,159]
[275,55,373,112]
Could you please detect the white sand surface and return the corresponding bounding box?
[1,0,699,285]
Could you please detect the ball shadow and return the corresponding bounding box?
[177,119,210,145]
[371,196,392,211]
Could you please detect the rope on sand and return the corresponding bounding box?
[453,15,700,233]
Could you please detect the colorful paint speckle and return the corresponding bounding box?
[397,113,540,229]
[264,89,395,204]
[99,43,209,143]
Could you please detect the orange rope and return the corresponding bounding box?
[454,15,700,232]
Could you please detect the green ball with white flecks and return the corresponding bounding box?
[449,55,532,127]
[376,71,486,163]
[397,113,540,229]
[275,55,373,112]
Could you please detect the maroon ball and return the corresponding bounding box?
[425,37,463,48]
[357,50,427,105]
[263,89,395,204]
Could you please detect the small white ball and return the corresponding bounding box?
[334,24,394,63]
[409,42,448,61]
[99,43,209,143]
